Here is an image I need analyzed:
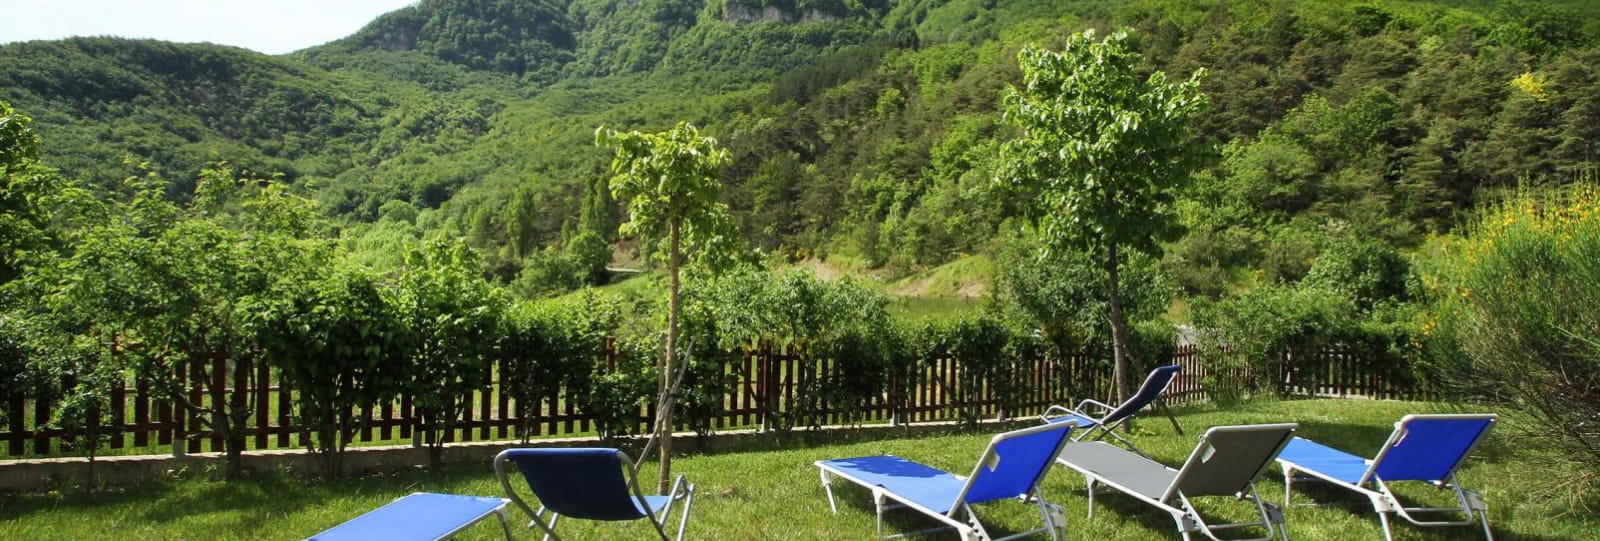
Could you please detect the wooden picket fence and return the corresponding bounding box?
[2,343,1426,458]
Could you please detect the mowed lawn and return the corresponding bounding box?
[1,399,1594,540]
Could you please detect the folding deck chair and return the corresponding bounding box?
[815,422,1075,541]
[1276,414,1497,541]
[1040,365,1181,456]
[494,448,696,541]
[1054,423,1298,541]
[306,492,512,541]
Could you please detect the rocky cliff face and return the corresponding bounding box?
[722,4,838,24]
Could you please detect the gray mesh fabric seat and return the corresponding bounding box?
[1055,423,1298,541]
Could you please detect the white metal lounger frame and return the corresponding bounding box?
[817,422,1074,541]
[1278,414,1496,541]
[1060,424,1297,541]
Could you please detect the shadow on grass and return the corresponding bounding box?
[0,459,502,525]
[822,478,1055,540]
[674,422,1037,458]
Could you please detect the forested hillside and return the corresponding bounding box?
[3,0,1598,295]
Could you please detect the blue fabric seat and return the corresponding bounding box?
[1277,414,1498,541]
[306,492,510,541]
[815,456,966,514]
[816,422,1075,541]
[495,448,696,541]
[1278,437,1371,484]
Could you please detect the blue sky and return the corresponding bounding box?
[1,0,419,55]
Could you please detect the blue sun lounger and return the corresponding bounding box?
[495,448,696,541]
[1276,414,1497,541]
[816,422,1075,540]
[306,492,512,541]
[1041,365,1180,456]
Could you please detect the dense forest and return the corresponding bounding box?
[3,0,1598,295]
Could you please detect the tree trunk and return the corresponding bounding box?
[1106,244,1135,403]
[657,219,681,493]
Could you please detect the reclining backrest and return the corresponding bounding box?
[1103,365,1181,425]
[1369,414,1497,483]
[958,422,1075,507]
[499,448,646,521]
[1163,423,1298,503]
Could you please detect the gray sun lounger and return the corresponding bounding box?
[1055,423,1299,541]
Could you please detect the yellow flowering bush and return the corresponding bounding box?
[1445,183,1600,489]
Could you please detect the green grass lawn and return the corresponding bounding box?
[2,399,1593,540]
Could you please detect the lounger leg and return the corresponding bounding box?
[1032,487,1064,541]
[1283,466,1293,507]
[1377,511,1395,541]
[874,490,886,539]
[960,504,991,541]
[1086,477,1097,519]
[1174,514,1194,541]
[1468,493,1493,541]
[820,469,838,514]
[676,483,695,541]
[544,513,562,541]
[496,508,513,541]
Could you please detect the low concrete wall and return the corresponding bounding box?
[0,419,1028,492]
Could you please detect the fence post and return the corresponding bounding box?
[172,360,186,458]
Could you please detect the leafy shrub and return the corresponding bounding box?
[512,230,612,298]
[583,334,655,441]
[911,312,1037,426]
[394,241,505,465]
[1192,283,1359,400]
[254,265,410,476]
[996,232,1172,358]
[0,311,47,422]
[1442,186,1600,486]
[500,291,618,442]
[1304,235,1414,309]
[685,268,900,430]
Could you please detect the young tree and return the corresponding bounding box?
[1,101,70,288]
[998,29,1209,401]
[394,240,504,466]
[253,265,410,476]
[595,122,735,491]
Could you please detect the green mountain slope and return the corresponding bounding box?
[4,0,1599,294]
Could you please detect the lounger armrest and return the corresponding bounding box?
[1041,404,1095,423]
[1076,399,1116,415]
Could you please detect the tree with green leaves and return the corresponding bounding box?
[253,265,410,476]
[31,163,326,478]
[998,29,1209,401]
[394,240,504,466]
[1,101,68,288]
[596,121,735,491]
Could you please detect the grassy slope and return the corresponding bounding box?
[2,399,1592,540]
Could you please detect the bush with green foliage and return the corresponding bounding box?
[500,291,619,441]
[1192,283,1358,401]
[1303,234,1415,309]
[511,230,612,298]
[253,265,411,476]
[995,228,1174,360]
[910,312,1038,426]
[1440,185,1600,485]
[394,240,505,465]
